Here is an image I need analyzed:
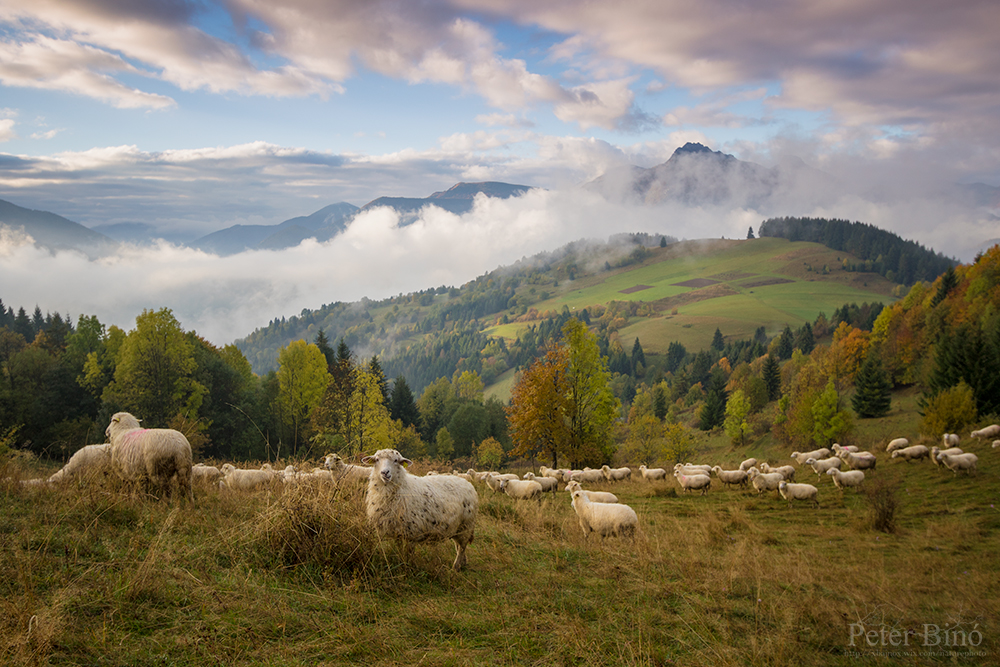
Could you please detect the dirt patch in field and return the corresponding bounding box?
[708,272,756,282]
[672,278,720,289]
[619,284,653,294]
[740,277,795,288]
[652,283,740,311]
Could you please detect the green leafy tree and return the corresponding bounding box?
[277,339,330,454]
[562,318,621,466]
[344,366,393,456]
[921,381,978,437]
[723,389,752,447]
[435,426,455,461]
[506,346,571,467]
[475,436,504,470]
[852,352,892,418]
[812,379,853,446]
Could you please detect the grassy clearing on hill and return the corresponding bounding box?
[3,403,998,666]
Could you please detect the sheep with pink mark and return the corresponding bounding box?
[105,412,193,500]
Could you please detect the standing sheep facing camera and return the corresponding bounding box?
[105,413,193,500]
[362,448,478,571]
[570,489,637,540]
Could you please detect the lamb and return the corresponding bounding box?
[522,472,558,493]
[791,448,831,465]
[760,462,796,480]
[930,446,963,467]
[739,458,758,471]
[638,464,668,481]
[191,463,223,486]
[778,481,819,508]
[884,438,910,453]
[601,465,632,482]
[362,448,478,571]
[936,451,978,475]
[570,489,637,540]
[499,478,543,501]
[891,445,930,463]
[826,467,865,490]
[673,470,711,495]
[942,433,961,447]
[46,443,112,485]
[837,450,877,470]
[748,469,784,495]
[218,463,278,490]
[105,412,193,500]
[805,456,842,477]
[711,466,748,488]
[971,424,1000,440]
[323,453,372,484]
[565,480,618,503]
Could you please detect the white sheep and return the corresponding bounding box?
[218,463,278,490]
[323,453,372,483]
[778,480,819,508]
[805,456,842,477]
[539,466,563,480]
[46,443,112,485]
[105,412,193,500]
[884,438,910,453]
[760,462,796,480]
[831,443,860,455]
[971,424,1000,440]
[191,463,223,486]
[499,478,543,501]
[929,446,963,467]
[570,489,637,540]
[638,464,668,481]
[675,463,713,476]
[564,480,618,503]
[601,465,632,481]
[891,445,930,463]
[993,440,1000,449]
[362,448,478,571]
[826,467,865,490]
[837,450,877,470]
[791,448,831,465]
[749,470,784,495]
[942,433,961,447]
[522,472,558,493]
[673,470,711,495]
[711,466,748,489]
[738,458,758,471]
[567,469,604,484]
[936,451,978,475]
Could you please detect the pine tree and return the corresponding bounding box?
[852,352,892,418]
[776,325,794,360]
[315,329,335,369]
[389,375,420,428]
[795,322,815,354]
[761,354,781,401]
[698,368,728,431]
[368,356,389,403]
[631,337,646,375]
[747,226,755,239]
[711,328,725,351]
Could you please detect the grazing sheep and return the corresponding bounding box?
[567,469,605,484]
[929,446,963,467]
[601,465,632,482]
[362,448,478,571]
[791,448,831,465]
[673,470,711,495]
[565,480,618,503]
[832,443,860,455]
[219,463,278,490]
[760,462,796,480]
[884,438,910,453]
[675,463,713,476]
[993,440,1000,449]
[323,453,372,483]
[539,466,563,480]
[778,481,819,508]
[105,413,193,500]
[711,466,748,489]
[46,443,112,485]
[191,463,223,486]
[971,425,1000,440]
[805,456,842,477]
[891,445,930,463]
[523,472,558,493]
[739,458,758,471]
[936,452,978,475]
[826,467,865,490]
[748,469,784,495]
[942,433,961,447]
[638,465,668,481]
[499,478,544,501]
[837,450,877,470]
[570,489,637,540]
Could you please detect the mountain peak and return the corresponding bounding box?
[670,142,735,161]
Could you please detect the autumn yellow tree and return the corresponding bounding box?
[277,339,330,454]
[506,346,571,467]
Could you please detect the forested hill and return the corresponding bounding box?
[758,217,956,285]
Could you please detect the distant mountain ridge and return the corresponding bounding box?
[0,198,115,256]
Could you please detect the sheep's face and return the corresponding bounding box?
[363,449,411,485]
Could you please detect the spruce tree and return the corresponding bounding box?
[711,328,725,351]
[698,368,728,431]
[315,329,335,369]
[747,226,755,239]
[776,325,794,360]
[852,352,892,418]
[631,337,646,375]
[762,354,781,401]
[795,322,815,354]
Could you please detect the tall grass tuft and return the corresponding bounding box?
[862,475,899,533]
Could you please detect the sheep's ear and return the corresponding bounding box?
[361,456,374,464]
[401,458,413,467]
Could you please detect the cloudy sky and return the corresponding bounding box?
[1,0,999,344]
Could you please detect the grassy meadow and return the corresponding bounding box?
[3,401,999,666]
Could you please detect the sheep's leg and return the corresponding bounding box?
[452,538,467,571]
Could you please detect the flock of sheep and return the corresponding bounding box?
[10,412,999,571]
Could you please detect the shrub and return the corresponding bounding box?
[862,477,898,534]
[920,381,978,436]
